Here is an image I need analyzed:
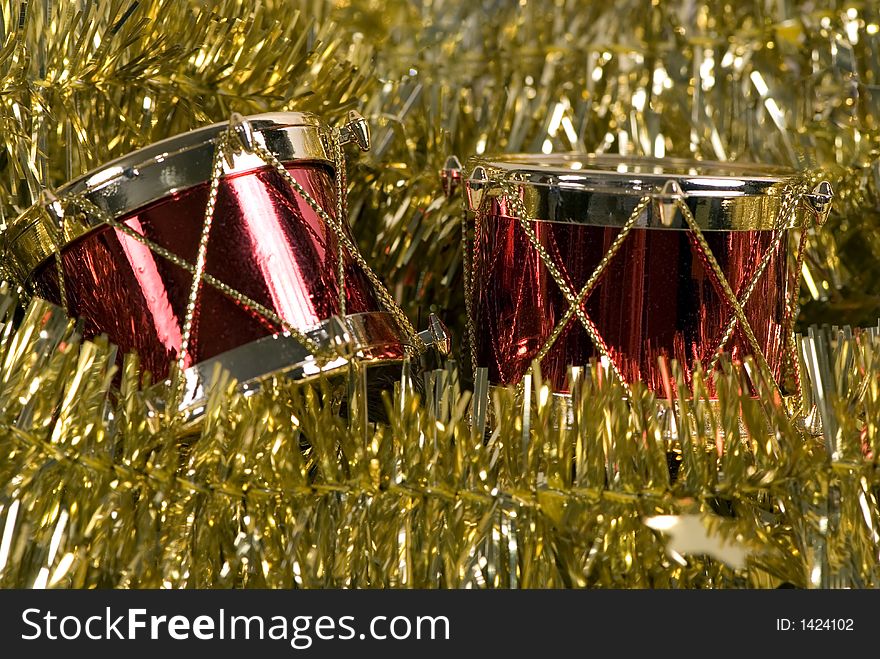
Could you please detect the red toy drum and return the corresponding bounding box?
[3,112,445,411]
[462,154,832,395]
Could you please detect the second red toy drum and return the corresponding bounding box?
[463,155,831,395]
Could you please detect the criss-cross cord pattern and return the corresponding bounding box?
[705,181,808,375]
[533,196,651,365]
[251,135,424,352]
[46,118,425,404]
[495,176,633,394]
[784,173,828,416]
[466,167,812,408]
[462,205,478,379]
[330,133,348,317]
[59,195,325,358]
[786,226,812,415]
[675,198,788,402]
[173,129,230,393]
[53,251,67,316]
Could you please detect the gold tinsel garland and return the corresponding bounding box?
[341,0,880,334]
[0,0,878,589]
[0,0,374,224]
[0,291,877,588]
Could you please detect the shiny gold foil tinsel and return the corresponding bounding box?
[0,0,374,226]
[0,0,879,590]
[337,0,880,339]
[0,290,877,588]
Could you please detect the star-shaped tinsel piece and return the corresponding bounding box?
[644,514,751,570]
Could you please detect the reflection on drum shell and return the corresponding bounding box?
[467,155,808,394]
[3,113,409,382]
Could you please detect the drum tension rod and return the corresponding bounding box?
[657,179,686,227]
[465,165,490,211]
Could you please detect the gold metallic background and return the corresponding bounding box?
[0,0,877,588]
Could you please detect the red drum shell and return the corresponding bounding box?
[467,155,806,397]
[472,213,793,394]
[29,162,405,380]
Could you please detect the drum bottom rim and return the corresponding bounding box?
[148,311,415,426]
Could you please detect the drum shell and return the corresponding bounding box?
[26,161,405,380]
[469,201,797,394]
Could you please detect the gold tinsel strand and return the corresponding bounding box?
[338,0,880,337]
[0,0,375,226]
[0,290,877,588]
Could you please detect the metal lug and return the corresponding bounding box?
[466,165,490,211]
[338,110,371,152]
[804,180,834,226]
[229,112,256,153]
[657,179,685,227]
[417,313,452,356]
